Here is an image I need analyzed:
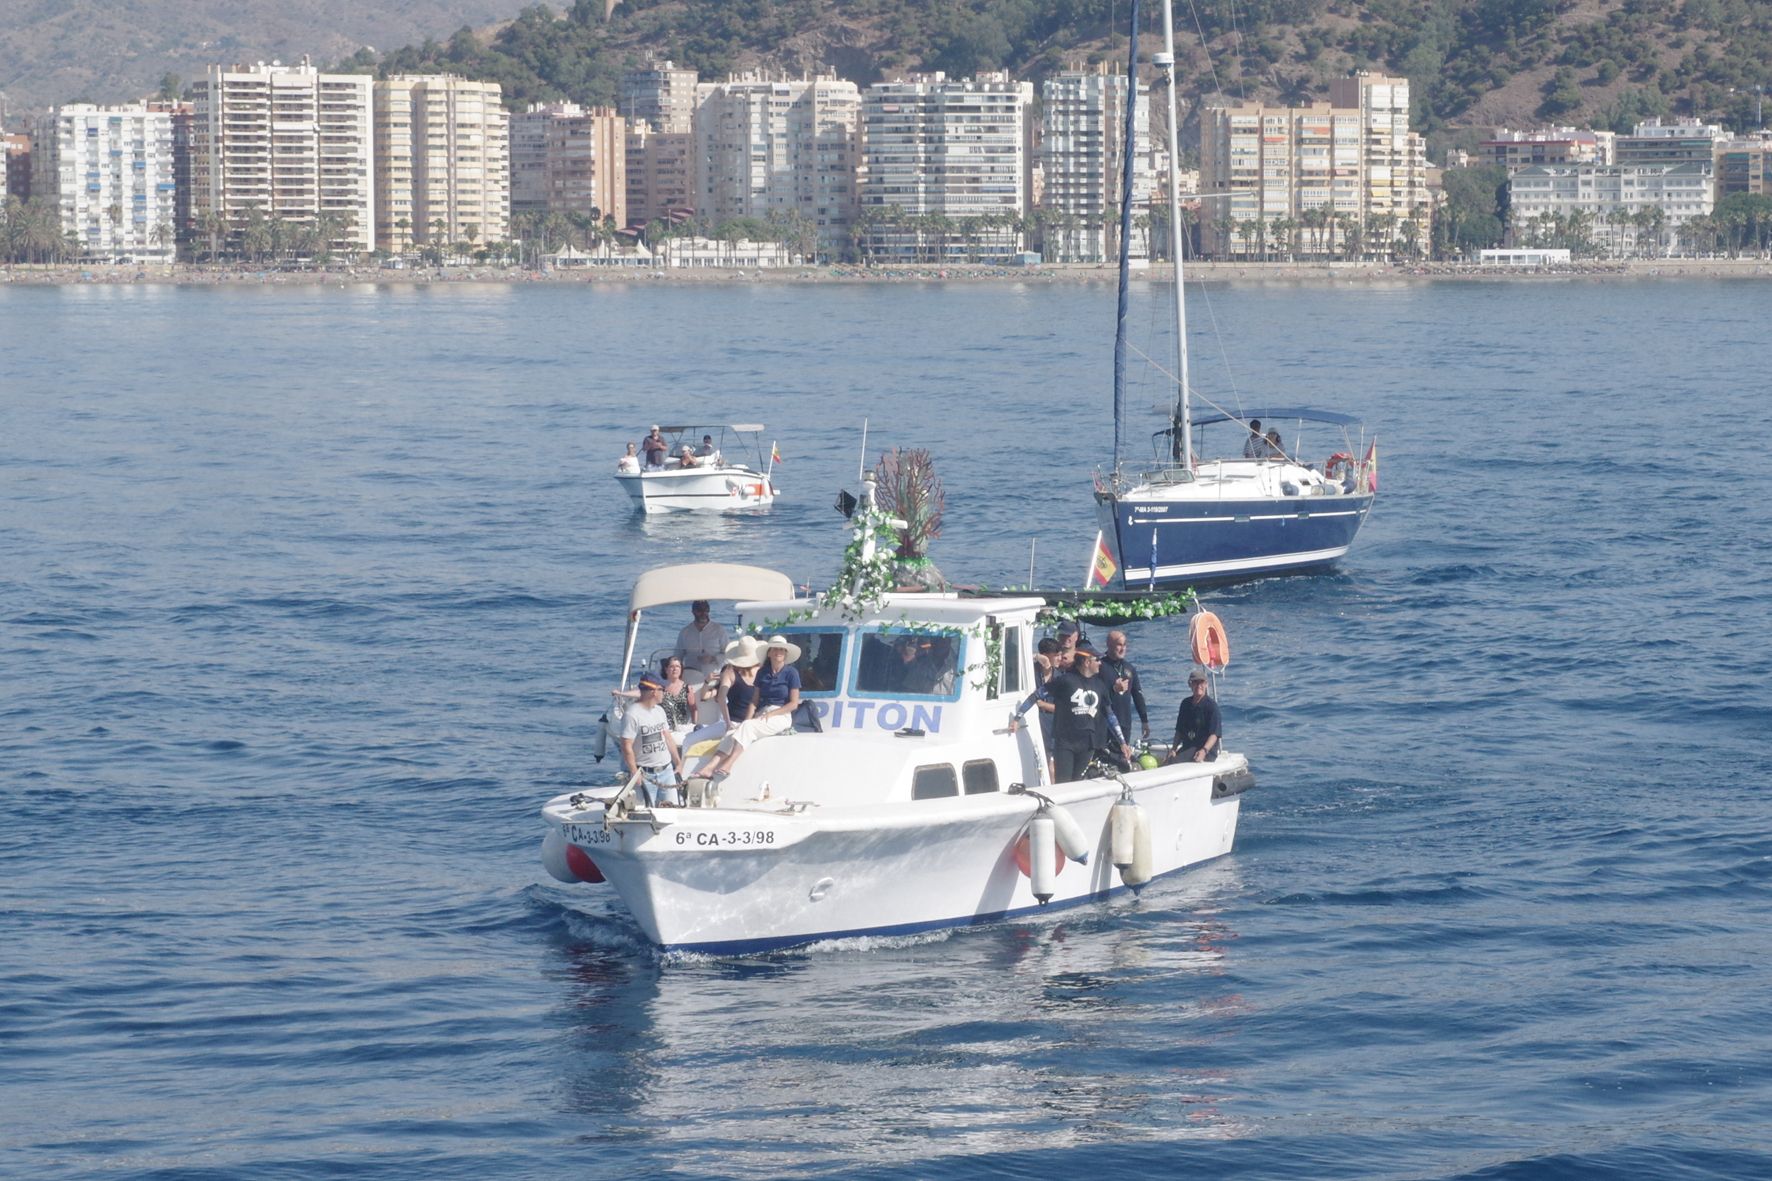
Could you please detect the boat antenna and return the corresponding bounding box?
[1110,0,1142,474]
[1158,0,1192,466]
[857,417,870,482]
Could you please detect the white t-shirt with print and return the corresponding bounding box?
[617,702,673,769]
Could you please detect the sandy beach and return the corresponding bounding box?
[5,256,1771,287]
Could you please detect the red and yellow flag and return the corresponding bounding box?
[770,442,783,465]
[1089,534,1118,588]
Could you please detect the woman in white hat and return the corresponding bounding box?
[697,635,801,783]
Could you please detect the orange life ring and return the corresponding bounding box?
[1325,452,1355,480]
[1190,611,1230,671]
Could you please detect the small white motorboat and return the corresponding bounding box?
[614,423,780,514]
[542,482,1252,954]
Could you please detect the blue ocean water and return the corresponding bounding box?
[2,277,1770,1179]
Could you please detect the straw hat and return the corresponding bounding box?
[762,634,802,663]
[722,634,764,669]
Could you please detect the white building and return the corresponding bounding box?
[375,76,508,255]
[693,75,859,260]
[1040,69,1149,263]
[32,103,177,262]
[189,59,374,257]
[860,73,1035,263]
[1508,163,1713,256]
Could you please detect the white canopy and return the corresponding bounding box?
[628,563,795,613]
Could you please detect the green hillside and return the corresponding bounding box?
[354,0,1772,146]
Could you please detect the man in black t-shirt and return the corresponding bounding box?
[1014,641,1131,782]
[1170,668,1222,763]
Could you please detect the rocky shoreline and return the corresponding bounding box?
[5,257,1770,287]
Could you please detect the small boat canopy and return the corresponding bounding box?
[1179,406,1365,430]
[659,423,766,435]
[629,563,794,613]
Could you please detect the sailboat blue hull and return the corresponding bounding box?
[1100,490,1375,587]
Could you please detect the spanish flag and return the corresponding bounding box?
[771,442,783,465]
[1089,531,1118,588]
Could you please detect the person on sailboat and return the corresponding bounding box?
[1263,429,1287,462]
[1242,419,1266,458]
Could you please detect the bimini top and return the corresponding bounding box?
[1177,406,1365,430]
[658,423,766,435]
[629,563,795,613]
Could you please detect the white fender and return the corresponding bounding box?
[1110,798,1140,870]
[541,828,577,883]
[1029,815,1058,904]
[1123,805,1153,888]
[1047,803,1090,865]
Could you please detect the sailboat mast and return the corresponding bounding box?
[1157,0,1191,464]
[1110,0,1142,473]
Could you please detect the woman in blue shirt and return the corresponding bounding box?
[698,635,801,783]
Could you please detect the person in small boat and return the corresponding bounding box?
[697,635,801,783]
[617,442,641,473]
[675,600,728,680]
[1168,668,1221,763]
[641,425,669,469]
[696,434,718,459]
[675,443,697,467]
[617,674,687,806]
[1012,641,1131,782]
[1099,630,1151,745]
[1242,419,1266,459]
[685,636,762,763]
[615,655,695,731]
[1032,637,1061,778]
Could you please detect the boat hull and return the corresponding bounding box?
[1103,488,1373,586]
[615,467,777,513]
[544,758,1247,953]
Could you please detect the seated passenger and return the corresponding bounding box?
[696,636,801,783]
[1264,429,1287,462]
[676,444,697,468]
[696,434,719,462]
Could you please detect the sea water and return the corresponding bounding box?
[3,277,1770,1179]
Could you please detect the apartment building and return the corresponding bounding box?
[1717,133,1772,198]
[694,74,859,259]
[625,122,693,227]
[1199,72,1428,258]
[620,60,697,134]
[3,132,30,200]
[375,76,507,254]
[859,73,1034,263]
[1482,127,1614,171]
[1508,162,1713,255]
[1615,119,1724,168]
[1040,69,1149,263]
[1199,102,1362,256]
[31,103,177,261]
[509,103,625,227]
[189,60,374,255]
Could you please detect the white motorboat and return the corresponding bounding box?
[615,423,779,514]
[542,484,1252,954]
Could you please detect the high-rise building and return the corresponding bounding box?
[1482,127,1614,172]
[621,60,698,134]
[1200,72,1427,258]
[31,103,177,261]
[860,73,1034,263]
[1328,72,1429,249]
[509,103,625,226]
[189,60,374,256]
[1616,119,1724,168]
[3,131,30,200]
[1040,68,1148,262]
[694,74,859,259]
[1717,133,1772,199]
[375,76,508,254]
[625,122,693,227]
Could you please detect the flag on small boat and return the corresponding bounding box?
[1089,532,1117,588]
[771,442,784,464]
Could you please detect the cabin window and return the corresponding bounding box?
[780,629,846,695]
[998,625,1023,697]
[912,764,959,800]
[852,628,964,700]
[962,759,1000,795]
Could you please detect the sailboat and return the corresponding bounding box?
[1094,0,1379,588]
